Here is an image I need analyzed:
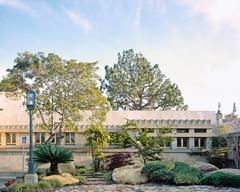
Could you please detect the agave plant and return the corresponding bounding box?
[32,144,74,175]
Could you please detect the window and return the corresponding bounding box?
[6,133,16,145]
[164,141,171,148]
[194,138,206,148]
[177,138,189,148]
[194,129,207,133]
[65,133,75,145]
[35,133,45,144]
[177,129,189,133]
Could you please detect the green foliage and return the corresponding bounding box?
[1,52,109,144]
[112,120,172,163]
[32,144,74,174]
[201,172,240,187]
[150,169,174,183]
[173,162,202,185]
[103,171,115,184]
[7,180,62,192]
[75,167,94,175]
[74,176,87,185]
[142,161,175,183]
[142,161,165,177]
[84,123,110,172]
[101,49,187,110]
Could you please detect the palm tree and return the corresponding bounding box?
[32,144,74,174]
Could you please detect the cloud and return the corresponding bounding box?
[64,9,92,33]
[180,0,240,35]
[0,0,33,15]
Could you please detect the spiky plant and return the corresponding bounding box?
[32,144,74,175]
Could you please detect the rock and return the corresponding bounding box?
[42,173,79,185]
[186,160,218,173]
[112,164,148,185]
[131,156,144,166]
[58,163,76,175]
[213,168,240,175]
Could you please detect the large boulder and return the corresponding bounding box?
[112,164,148,185]
[186,160,218,174]
[213,168,240,175]
[58,163,76,175]
[42,173,79,185]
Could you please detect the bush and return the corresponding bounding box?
[104,171,115,184]
[32,144,74,175]
[104,152,132,171]
[173,162,202,185]
[141,161,164,177]
[142,161,175,183]
[201,172,240,187]
[7,179,63,192]
[74,176,86,185]
[150,169,174,183]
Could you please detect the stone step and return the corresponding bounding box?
[86,178,105,181]
[85,181,107,185]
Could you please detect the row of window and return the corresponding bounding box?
[140,128,207,134]
[0,133,75,145]
[177,137,206,148]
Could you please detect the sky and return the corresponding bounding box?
[0,0,240,114]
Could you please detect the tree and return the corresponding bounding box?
[220,122,240,168]
[32,144,74,175]
[1,52,109,144]
[111,120,172,164]
[84,122,110,172]
[101,49,187,110]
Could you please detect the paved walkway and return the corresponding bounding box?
[54,184,240,192]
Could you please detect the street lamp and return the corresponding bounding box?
[25,90,38,184]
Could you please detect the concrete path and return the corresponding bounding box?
[53,184,240,192]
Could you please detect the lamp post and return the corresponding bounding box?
[25,90,38,184]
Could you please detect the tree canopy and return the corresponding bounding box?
[101,49,188,110]
[0,52,109,144]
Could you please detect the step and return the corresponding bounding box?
[85,181,107,185]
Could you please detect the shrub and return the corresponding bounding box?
[104,152,132,171]
[142,161,175,183]
[7,180,63,192]
[201,172,240,187]
[104,171,115,184]
[173,162,202,185]
[150,169,174,183]
[141,161,164,177]
[32,144,74,175]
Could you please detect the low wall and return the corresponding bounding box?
[0,147,207,172]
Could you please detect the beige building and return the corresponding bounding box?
[0,92,218,171]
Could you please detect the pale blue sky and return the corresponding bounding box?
[0,0,240,114]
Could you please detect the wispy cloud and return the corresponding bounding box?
[0,0,33,15]
[64,9,92,33]
[180,0,240,35]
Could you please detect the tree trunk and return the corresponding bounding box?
[50,162,59,175]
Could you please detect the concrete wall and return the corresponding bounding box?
[0,147,207,172]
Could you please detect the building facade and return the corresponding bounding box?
[0,92,219,171]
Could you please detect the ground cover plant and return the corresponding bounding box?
[172,162,202,185]
[7,180,63,192]
[142,160,175,183]
[201,171,240,187]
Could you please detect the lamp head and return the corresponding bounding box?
[26,90,36,110]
